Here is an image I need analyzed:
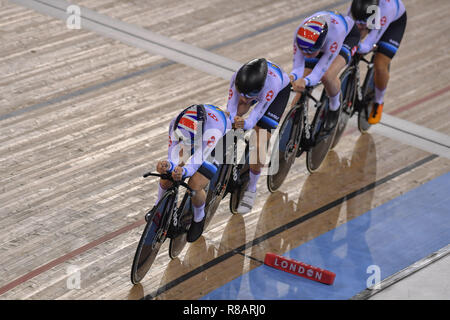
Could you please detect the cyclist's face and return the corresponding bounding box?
[239,95,255,104]
[302,50,320,58]
[356,22,368,32]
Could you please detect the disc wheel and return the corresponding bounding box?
[267,107,303,193]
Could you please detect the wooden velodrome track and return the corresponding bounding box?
[0,0,449,299]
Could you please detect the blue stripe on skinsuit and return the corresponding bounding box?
[378,41,398,54]
[260,115,279,129]
[305,57,319,65]
[340,46,351,62]
[268,62,284,84]
[201,161,218,176]
[327,11,348,32]
[202,171,450,299]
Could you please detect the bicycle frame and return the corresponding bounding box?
[226,129,251,193]
[351,53,374,117]
[293,85,323,151]
[143,172,194,241]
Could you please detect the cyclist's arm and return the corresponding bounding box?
[304,41,343,86]
[243,102,268,131]
[166,119,181,172]
[290,35,305,81]
[182,128,224,178]
[226,75,239,124]
[358,11,395,54]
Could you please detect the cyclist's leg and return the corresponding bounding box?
[190,163,217,218]
[373,52,391,100]
[237,84,291,214]
[235,126,265,214]
[322,24,359,130]
[253,82,292,175]
[370,12,407,124]
[339,23,360,67]
[325,22,360,100]
[187,163,216,242]
[249,126,268,191]
[320,55,346,131]
[322,56,347,106]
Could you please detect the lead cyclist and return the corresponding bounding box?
[290,11,360,132]
[349,0,407,124]
[155,104,232,242]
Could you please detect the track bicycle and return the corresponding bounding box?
[330,52,376,149]
[267,83,340,192]
[130,172,195,284]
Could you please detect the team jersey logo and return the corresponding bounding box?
[207,136,216,147]
[228,89,233,100]
[330,42,338,53]
[266,90,274,101]
[208,112,218,122]
[381,16,387,26]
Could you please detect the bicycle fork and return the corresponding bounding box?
[300,102,318,151]
[153,192,178,247]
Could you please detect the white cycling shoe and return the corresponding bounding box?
[236,190,256,214]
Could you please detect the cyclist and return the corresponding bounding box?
[290,11,359,131]
[349,0,407,124]
[155,104,232,242]
[227,58,291,214]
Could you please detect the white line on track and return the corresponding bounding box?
[11,0,450,159]
[352,244,450,300]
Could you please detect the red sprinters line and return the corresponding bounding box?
[0,219,145,296]
[344,85,450,136]
[389,85,450,116]
[0,85,449,297]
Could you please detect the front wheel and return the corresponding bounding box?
[267,106,304,193]
[131,191,174,284]
[168,194,193,259]
[306,95,340,173]
[229,164,250,214]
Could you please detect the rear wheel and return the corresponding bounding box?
[330,68,355,150]
[358,63,375,133]
[131,191,174,284]
[267,106,303,193]
[204,164,231,228]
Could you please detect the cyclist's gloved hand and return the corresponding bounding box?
[156,160,171,174]
[292,78,307,92]
[233,116,245,129]
[172,166,185,181]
